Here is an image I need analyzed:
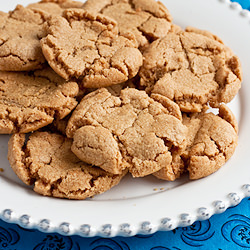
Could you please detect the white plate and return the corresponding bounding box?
[0,0,250,237]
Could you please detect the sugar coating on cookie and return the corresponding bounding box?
[0,67,78,134]
[0,5,49,71]
[154,105,238,180]
[41,9,143,88]
[66,88,187,177]
[139,28,242,112]
[8,132,126,199]
[82,0,173,50]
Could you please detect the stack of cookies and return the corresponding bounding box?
[1,0,241,199]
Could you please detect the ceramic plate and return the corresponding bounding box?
[0,0,250,237]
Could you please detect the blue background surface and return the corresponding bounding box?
[0,0,249,249]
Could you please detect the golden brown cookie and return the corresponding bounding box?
[41,8,143,88]
[8,132,126,199]
[154,105,238,180]
[82,0,174,50]
[0,67,78,134]
[0,5,49,71]
[66,88,187,177]
[139,28,242,112]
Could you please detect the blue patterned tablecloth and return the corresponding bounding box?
[1,198,250,250]
[1,0,250,249]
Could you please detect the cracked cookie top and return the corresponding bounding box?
[66,88,187,177]
[0,67,78,134]
[8,132,126,199]
[0,5,49,71]
[41,8,143,88]
[187,105,238,179]
[154,105,238,181]
[82,0,173,50]
[27,0,84,16]
[139,27,242,112]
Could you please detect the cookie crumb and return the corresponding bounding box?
[0,168,4,172]
[153,188,158,191]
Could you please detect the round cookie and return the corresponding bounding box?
[153,105,238,180]
[66,88,187,178]
[8,132,126,200]
[41,8,143,88]
[82,0,174,50]
[139,27,242,112]
[0,5,49,71]
[0,66,79,134]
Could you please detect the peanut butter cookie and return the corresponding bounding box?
[8,132,126,199]
[82,0,174,50]
[187,105,238,179]
[41,9,143,88]
[0,67,78,134]
[139,28,242,112]
[66,88,187,177]
[0,5,49,71]
[154,105,238,180]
